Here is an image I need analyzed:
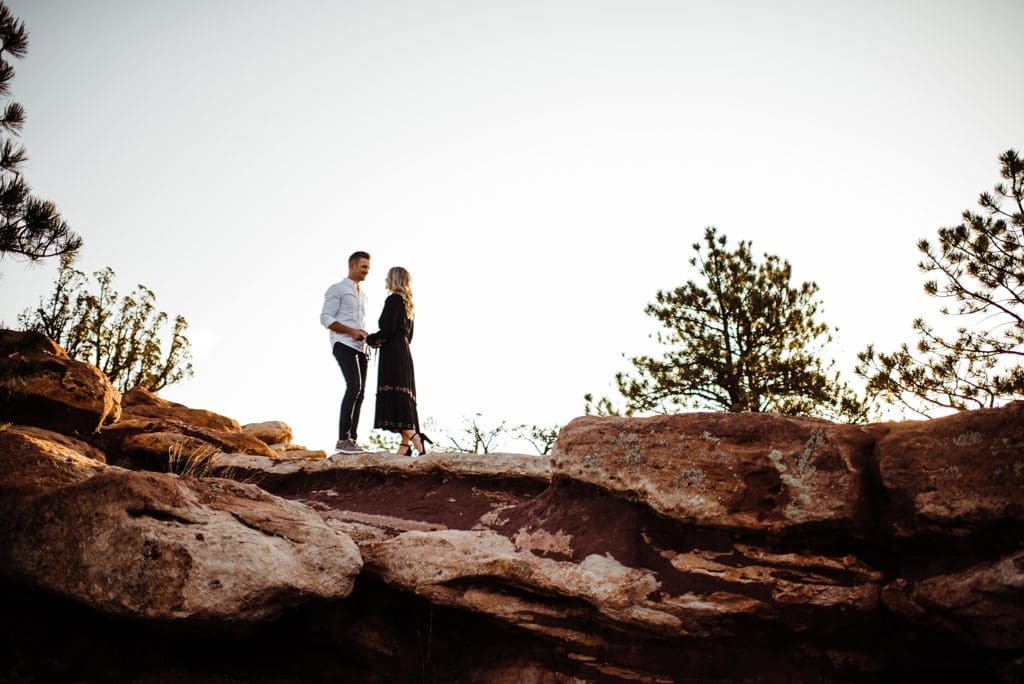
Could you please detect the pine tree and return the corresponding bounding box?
[856,149,1023,415]
[0,2,80,263]
[590,227,870,422]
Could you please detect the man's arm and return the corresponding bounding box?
[328,320,368,340]
[320,285,368,340]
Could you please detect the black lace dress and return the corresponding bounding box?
[369,293,419,433]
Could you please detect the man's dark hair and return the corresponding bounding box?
[348,251,370,265]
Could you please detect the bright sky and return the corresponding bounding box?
[1,0,1022,452]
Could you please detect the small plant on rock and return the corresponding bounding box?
[167,442,220,479]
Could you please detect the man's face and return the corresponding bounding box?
[349,258,370,282]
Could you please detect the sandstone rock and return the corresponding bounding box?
[875,401,1024,538]
[9,424,107,462]
[122,386,239,431]
[0,425,362,629]
[363,528,882,645]
[215,449,551,482]
[0,329,120,435]
[882,551,1024,651]
[214,450,552,536]
[275,448,327,460]
[100,417,277,470]
[242,420,292,446]
[5,399,1021,682]
[0,425,105,499]
[551,413,875,533]
[266,441,326,459]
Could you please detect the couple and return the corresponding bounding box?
[320,251,431,457]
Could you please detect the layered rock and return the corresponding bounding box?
[0,329,120,435]
[204,408,1021,680]
[550,412,877,534]
[99,417,277,470]
[99,388,278,468]
[217,450,552,538]
[883,551,1024,651]
[2,330,1022,681]
[122,386,240,431]
[0,424,362,630]
[1,331,361,639]
[362,528,883,645]
[875,401,1024,539]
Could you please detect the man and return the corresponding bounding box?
[321,251,371,453]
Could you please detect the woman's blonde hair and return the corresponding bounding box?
[386,266,414,319]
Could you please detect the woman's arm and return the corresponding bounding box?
[367,294,403,347]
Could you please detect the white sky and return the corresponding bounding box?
[1,0,1022,451]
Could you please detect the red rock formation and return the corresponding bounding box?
[99,417,277,469]
[122,386,241,431]
[0,425,361,629]
[0,329,120,435]
[1,331,1022,682]
[550,411,877,533]
[875,401,1024,538]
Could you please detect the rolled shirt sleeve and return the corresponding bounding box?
[320,283,341,328]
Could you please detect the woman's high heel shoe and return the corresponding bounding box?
[396,443,412,457]
[412,433,433,456]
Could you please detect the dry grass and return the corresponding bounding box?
[167,442,221,479]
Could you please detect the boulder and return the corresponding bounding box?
[242,420,293,446]
[9,424,107,463]
[0,329,120,435]
[875,401,1024,538]
[551,412,875,533]
[0,425,362,629]
[122,386,239,431]
[0,425,106,499]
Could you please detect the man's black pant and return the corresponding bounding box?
[333,342,368,441]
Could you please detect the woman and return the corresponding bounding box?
[366,266,431,456]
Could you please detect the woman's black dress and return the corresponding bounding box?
[370,293,419,433]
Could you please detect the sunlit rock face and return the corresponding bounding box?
[241,420,293,446]
[99,386,279,468]
[242,420,327,459]
[1,333,1022,682]
[122,386,241,431]
[0,426,362,631]
[0,329,120,435]
[550,412,877,532]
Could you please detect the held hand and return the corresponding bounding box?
[352,329,369,341]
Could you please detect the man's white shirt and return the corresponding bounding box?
[320,278,368,353]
